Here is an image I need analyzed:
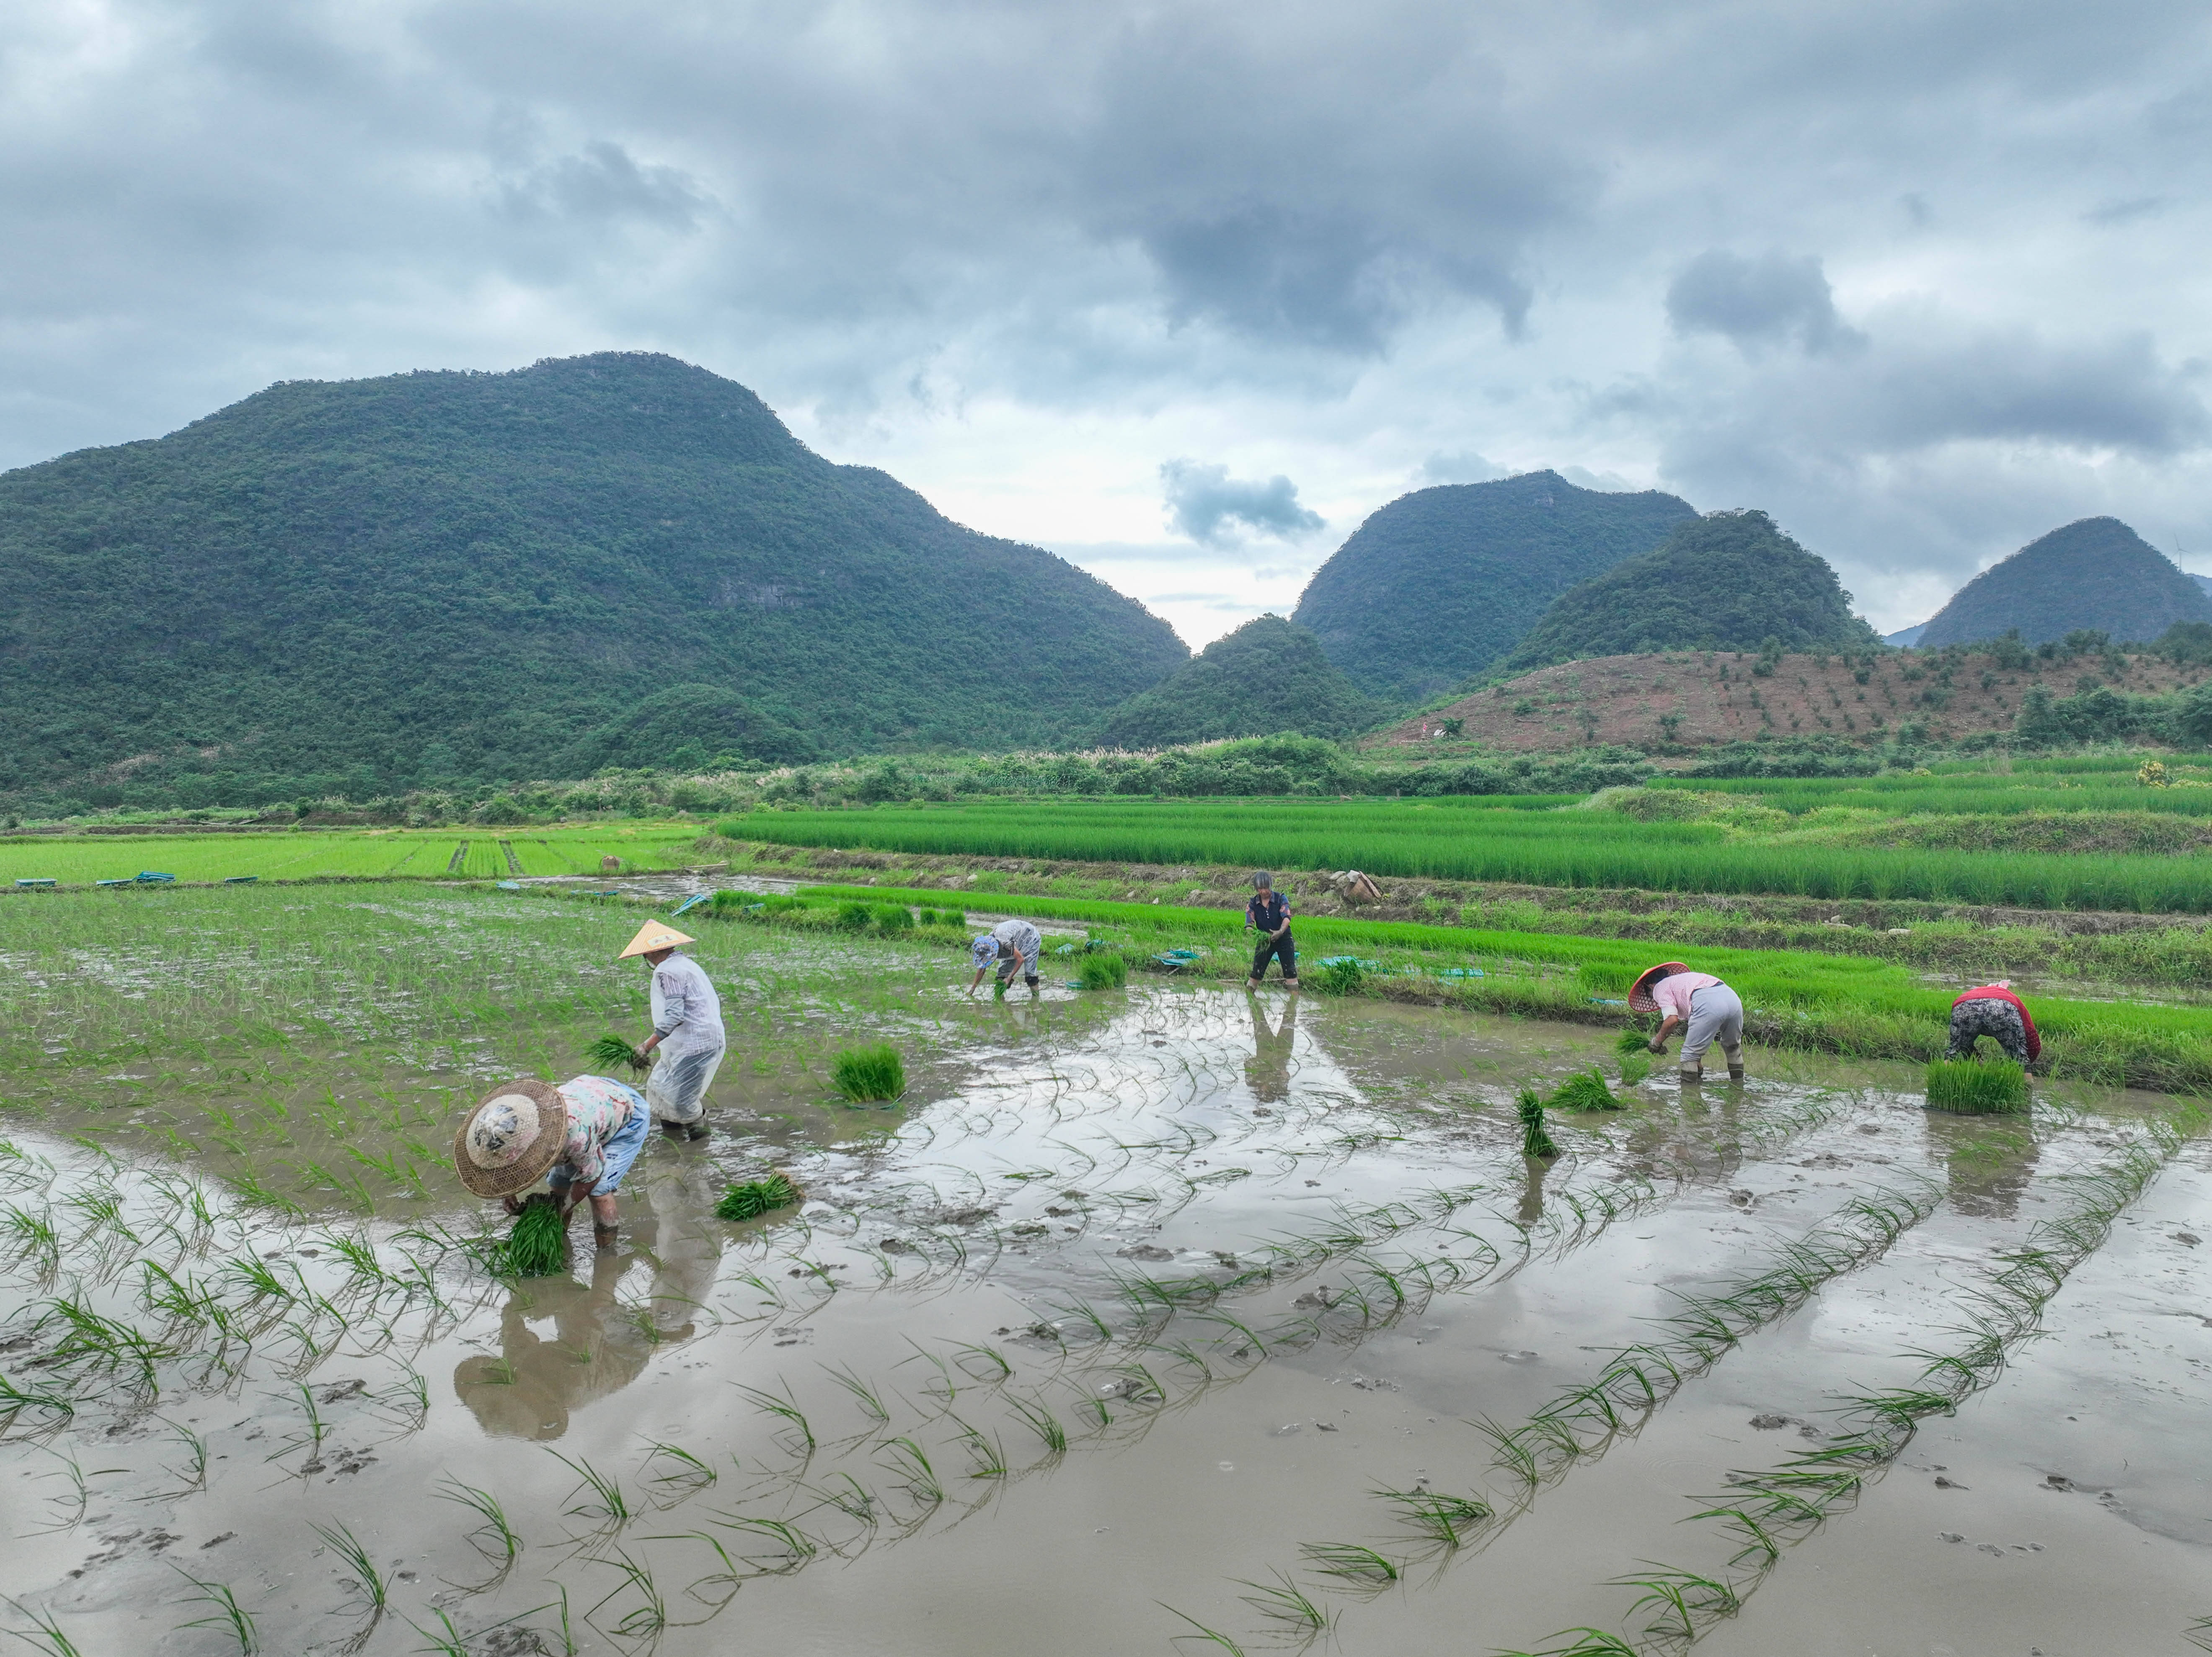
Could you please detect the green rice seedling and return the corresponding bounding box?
[548,1452,634,1526]
[1159,1605,1247,1656]
[33,1453,124,1533]
[830,1043,905,1102]
[1233,1571,1333,1639]
[1925,1057,2028,1113]
[711,1515,819,1571]
[1686,1502,1786,1570]
[0,1599,85,1657]
[170,1567,258,1655]
[311,1521,390,1619]
[1076,951,1129,990]
[0,1376,75,1438]
[715,1172,799,1222]
[499,1192,570,1278]
[821,1363,890,1425]
[1617,1050,1651,1086]
[643,1442,720,1500]
[1375,1487,1492,1551]
[949,1416,1007,1479]
[406,1609,470,1657]
[2187,1613,2212,1654]
[585,1034,651,1076]
[872,903,912,932]
[1517,1088,1558,1159]
[1612,1564,1740,1641]
[1548,1070,1620,1112]
[734,1383,816,1458]
[1497,1631,1641,1657]
[434,1477,524,1566]
[878,1436,944,1505]
[1299,1542,1401,1586]
[1008,1395,1068,1456]
[587,1550,667,1638]
[157,1418,210,1495]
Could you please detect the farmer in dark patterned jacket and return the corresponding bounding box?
[1946,981,2041,1067]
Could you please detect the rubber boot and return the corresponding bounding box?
[1728,1063,1746,1083]
[1679,1067,1703,1086]
[682,1120,709,1142]
[659,1120,688,1141]
[593,1223,619,1251]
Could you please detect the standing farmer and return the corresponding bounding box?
[1947,980,2041,1066]
[454,1074,651,1252]
[620,921,726,1142]
[1245,872,1299,990]
[968,917,1043,997]
[1630,961,1744,1085]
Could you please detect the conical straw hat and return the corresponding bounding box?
[1628,961,1691,1013]
[619,920,697,959]
[454,1078,568,1198]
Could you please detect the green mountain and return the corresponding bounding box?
[1099,615,1381,749]
[1503,509,1880,669]
[1290,470,1697,699]
[1916,517,2212,648]
[0,352,1186,809]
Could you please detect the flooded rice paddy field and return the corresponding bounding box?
[0,886,2205,1656]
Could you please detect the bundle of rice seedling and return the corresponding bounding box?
[716,1172,800,1222]
[873,903,913,932]
[1547,1068,1621,1112]
[501,1192,570,1277]
[587,1034,651,1075]
[1616,1025,1657,1055]
[831,1043,906,1102]
[1077,951,1129,990]
[1315,958,1367,996]
[992,976,1009,1001]
[1618,1050,1652,1087]
[835,900,875,930]
[1925,1058,2028,1114]
[1517,1087,1558,1158]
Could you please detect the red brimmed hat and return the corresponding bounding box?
[1628,962,1691,1013]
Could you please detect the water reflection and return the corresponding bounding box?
[1244,996,1298,1103]
[1517,1153,1551,1224]
[452,1164,726,1439]
[1923,1108,2040,1219]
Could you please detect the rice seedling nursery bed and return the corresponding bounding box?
[0,878,2203,1657]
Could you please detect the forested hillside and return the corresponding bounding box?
[1504,509,1879,669]
[0,353,1186,810]
[1916,517,2212,648]
[1291,470,1696,699]
[1098,615,1380,748]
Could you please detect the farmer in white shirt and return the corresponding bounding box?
[967,917,1043,997]
[619,921,726,1141]
[1630,960,1744,1085]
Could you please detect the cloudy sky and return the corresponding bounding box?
[7,0,2212,644]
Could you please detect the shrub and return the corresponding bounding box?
[1925,1057,2028,1114]
[1076,951,1129,990]
[831,1043,906,1102]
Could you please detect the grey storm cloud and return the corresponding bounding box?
[5,0,2212,633]
[1666,251,1862,357]
[1160,459,1325,545]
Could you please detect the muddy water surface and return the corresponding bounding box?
[0,950,2204,1657]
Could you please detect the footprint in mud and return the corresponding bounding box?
[1116,1243,1175,1261]
[1498,1350,1541,1364]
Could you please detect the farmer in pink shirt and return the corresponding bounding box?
[1630,961,1744,1085]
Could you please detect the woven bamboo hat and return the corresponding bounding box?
[619,920,695,960]
[1628,962,1691,1013]
[454,1079,568,1198]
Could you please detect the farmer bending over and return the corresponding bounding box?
[454,1075,651,1252]
[618,920,726,1143]
[968,917,1043,996]
[1946,980,2041,1067]
[1630,961,1744,1085]
[1245,871,1299,990]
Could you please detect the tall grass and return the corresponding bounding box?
[733,798,2212,911]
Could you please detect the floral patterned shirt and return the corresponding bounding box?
[554,1074,642,1186]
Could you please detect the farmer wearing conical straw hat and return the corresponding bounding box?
[1629,961,1744,1086]
[455,1075,651,1251]
[617,920,726,1143]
